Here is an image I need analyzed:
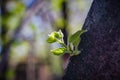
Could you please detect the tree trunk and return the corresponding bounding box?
[63,0,120,80]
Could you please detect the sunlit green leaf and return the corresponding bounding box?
[53,31,63,39]
[70,50,81,56]
[47,35,57,43]
[51,47,67,55]
[47,30,64,43]
[73,37,81,48]
[69,29,87,46]
[58,29,63,38]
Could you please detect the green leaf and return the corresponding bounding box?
[68,29,87,46]
[47,35,57,43]
[58,29,63,38]
[54,31,62,39]
[53,32,60,38]
[53,30,63,39]
[51,47,67,55]
[70,50,81,56]
[73,37,80,47]
[47,29,64,43]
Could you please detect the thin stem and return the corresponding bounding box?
[57,39,67,47]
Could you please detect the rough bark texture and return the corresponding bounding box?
[63,0,120,80]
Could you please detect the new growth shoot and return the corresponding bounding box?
[47,29,87,56]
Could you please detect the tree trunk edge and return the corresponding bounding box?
[63,0,120,80]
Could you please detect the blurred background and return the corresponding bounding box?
[0,0,93,80]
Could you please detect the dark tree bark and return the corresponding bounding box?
[63,0,120,80]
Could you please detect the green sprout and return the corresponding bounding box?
[47,29,87,56]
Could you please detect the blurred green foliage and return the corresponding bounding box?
[51,0,65,11]
[1,0,93,79]
[6,69,15,79]
[2,1,25,30]
[2,1,26,45]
